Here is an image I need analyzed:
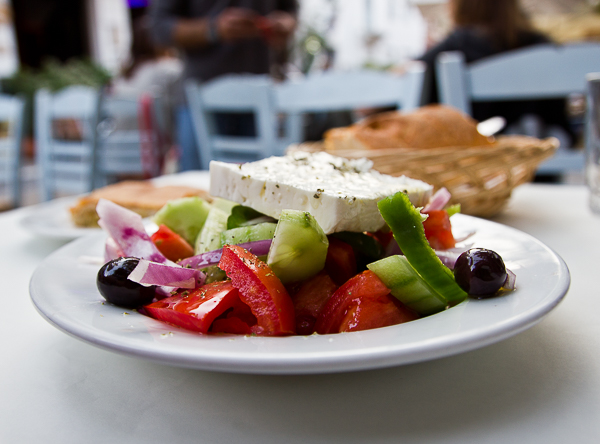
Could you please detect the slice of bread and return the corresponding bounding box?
[324,105,494,151]
[70,181,211,228]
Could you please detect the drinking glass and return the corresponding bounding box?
[586,73,600,214]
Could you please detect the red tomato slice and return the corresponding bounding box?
[219,244,296,336]
[325,237,357,286]
[211,317,253,335]
[208,293,258,334]
[338,294,419,333]
[151,224,195,262]
[291,271,338,335]
[314,270,418,334]
[226,294,258,327]
[423,210,456,250]
[371,229,394,249]
[144,281,242,334]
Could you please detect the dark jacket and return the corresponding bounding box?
[419,26,551,104]
[149,0,298,83]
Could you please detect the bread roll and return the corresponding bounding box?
[324,105,494,151]
[70,181,211,228]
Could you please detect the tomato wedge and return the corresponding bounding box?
[338,294,419,333]
[314,270,418,334]
[291,271,338,335]
[144,281,243,333]
[423,210,456,250]
[219,244,296,336]
[151,224,195,262]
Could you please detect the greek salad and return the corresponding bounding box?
[95,152,515,336]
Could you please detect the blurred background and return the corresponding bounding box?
[0,0,599,208]
[2,0,598,81]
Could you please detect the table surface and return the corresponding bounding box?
[1,181,599,444]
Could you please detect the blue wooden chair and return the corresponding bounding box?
[436,43,600,175]
[275,64,426,147]
[35,86,101,201]
[0,94,25,208]
[36,86,161,201]
[185,74,281,170]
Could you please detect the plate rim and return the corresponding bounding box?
[29,214,571,374]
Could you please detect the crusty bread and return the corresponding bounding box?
[70,181,211,228]
[324,105,494,151]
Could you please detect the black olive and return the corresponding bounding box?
[453,248,507,298]
[97,257,156,308]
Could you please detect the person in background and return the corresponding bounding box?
[417,0,575,147]
[112,17,183,100]
[148,0,298,171]
[111,16,183,148]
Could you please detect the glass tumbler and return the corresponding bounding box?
[586,73,600,214]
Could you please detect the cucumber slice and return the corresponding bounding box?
[378,191,467,306]
[153,196,211,245]
[194,198,237,254]
[220,222,277,247]
[193,198,237,284]
[212,198,238,212]
[368,255,447,316]
[266,210,329,284]
[446,204,461,217]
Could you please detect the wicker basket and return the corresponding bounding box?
[288,135,559,218]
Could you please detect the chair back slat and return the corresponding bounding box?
[185,75,279,170]
[275,65,426,147]
[470,43,600,99]
[35,86,100,201]
[0,93,24,208]
[276,67,424,113]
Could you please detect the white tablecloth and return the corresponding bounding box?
[1,183,599,444]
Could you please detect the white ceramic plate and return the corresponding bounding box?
[20,196,101,240]
[29,214,570,375]
[20,171,211,241]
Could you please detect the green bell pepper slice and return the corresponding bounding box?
[377,191,467,306]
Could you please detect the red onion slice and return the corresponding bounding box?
[453,230,476,243]
[503,269,516,291]
[128,259,204,289]
[97,199,172,265]
[434,245,473,269]
[384,239,402,257]
[422,187,451,213]
[435,250,462,269]
[104,236,124,262]
[178,239,273,269]
[178,249,223,269]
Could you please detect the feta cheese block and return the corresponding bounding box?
[209,151,433,234]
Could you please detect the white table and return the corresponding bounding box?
[1,183,599,444]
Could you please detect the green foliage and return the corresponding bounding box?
[295,27,333,74]
[0,58,112,135]
[1,58,112,100]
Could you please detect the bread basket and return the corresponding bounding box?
[288,135,559,218]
